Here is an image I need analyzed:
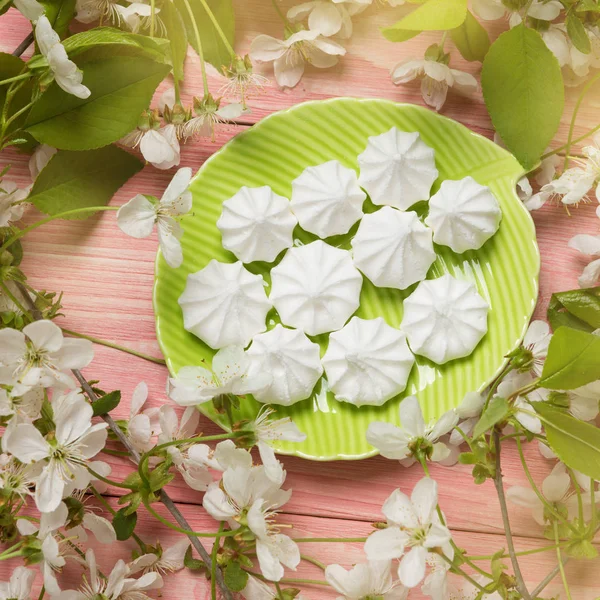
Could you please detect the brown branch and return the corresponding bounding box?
[12,32,34,57]
[15,282,233,600]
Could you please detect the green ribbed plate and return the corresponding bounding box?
[154,98,540,461]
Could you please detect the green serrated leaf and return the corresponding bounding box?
[540,327,600,390]
[40,0,76,38]
[382,0,467,41]
[224,561,248,592]
[450,10,490,62]
[0,53,33,134]
[566,13,592,54]
[547,287,600,333]
[27,146,142,217]
[533,402,600,480]
[113,508,137,541]
[472,397,509,439]
[161,1,187,81]
[481,24,564,170]
[576,0,600,11]
[175,0,234,69]
[92,390,121,417]
[25,55,170,150]
[184,545,205,571]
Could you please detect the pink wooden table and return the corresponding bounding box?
[2,2,600,597]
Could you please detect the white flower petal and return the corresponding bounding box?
[398,546,427,588]
[82,512,117,544]
[365,527,408,560]
[117,195,157,239]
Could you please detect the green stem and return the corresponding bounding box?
[143,499,238,538]
[0,72,32,86]
[0,541,24,558]
[541,123,600,159]
[197,0,236,57]
[0,206,119,254]
[467,543,568,560]
[271,0,289,24]
[274,582,283,600]
[293,537,367,543]
[0,550,24,560]
[567,467,585,525]
[3,99,34,129]
[439,31,448,51]
[590,484,596,536]
[0,281,32,322]
[553,521,572,600]
[562,72,600,171]
[150,0,156,37]
[61,328,166,365]
[300,553,327,570]
[484,363,513,411]
[211,522,224,600]
[180,0,209,96]
[439,553,487,592]
[515,437,579,535]
[37,586,45,600]
[87,467,135,490]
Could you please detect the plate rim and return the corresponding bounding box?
[152,97,541,462]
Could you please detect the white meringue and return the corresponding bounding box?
[401,274,489,365]
[290,160,366,238]
[247,324,324,406]
[358,127,438,210]
[351,207,436,290]
[322,317,415,407]
[269,240,363,336]
[425,176,502,253]
[178,260,271,349]
[217,186,297,263]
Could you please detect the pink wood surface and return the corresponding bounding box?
[2,3,600,597]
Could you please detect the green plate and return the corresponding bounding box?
[153,98,540,461]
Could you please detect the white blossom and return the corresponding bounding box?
[183,98,245,141]
[0,386,44,422]
[325,560,408,600]
[568,234,600,288]
[0,181,28,228]
[287,0,368,38]
[128,539,189,575]
[0,453,38,499]
[117,167,192,268]
[496,371,547,434]
[125,382,160,455]
[250,30,346,88]
[168,345,269,406]
[522,320,552,376]
[0,567,36,600]
[365,478,452,588]
[29,144,57,180]
[366,396,458,465]
[35,16,91,99]
[421,544,453,600]
[13,0,44,21]
[0,320,93,394]
[391,58,478,111]
[69,509,117,545]
[472,0,561,23]
[115,2,162,33]
[5,390,108,512]
[75,0,121,23]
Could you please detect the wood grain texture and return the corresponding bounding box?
[1,3,600,598]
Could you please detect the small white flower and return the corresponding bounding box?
[29,144,57,180]
[251,407,306,484]
[472,0,561,23]
[568,234,600,288]
[325,559,408,600]
[0,566,36,600]
[125,382,160,455]
[0,181,28,228]
[447,575,503,600]
[117,167,192,268]
[448,391,485,446]
[366,396,458,465]
[75,0,121,23]
[5,390,108,513]
[115,2,162,33]
[35,16,91,99]
[128,539,189,575]
[391,58,478,112]
[0,453,38,499]
[522,320,552,376]
[0,320,94,394]
[0,386,44,421]
[365,478,452,588]
[140,124,181,170]
[287,0,365,38]
[568,380,600,421]
[220,56,268,106]
[496,371,547,434]
[540,167,596,207]
[183,96,245,141]
[421,544,453,600]
[203,464,297,581]
[157,405,199,464]
[250,29,346,88]
[507,463,590,525]
[13,0,45,21]
[168,345,270,406]
[55,548,163,600]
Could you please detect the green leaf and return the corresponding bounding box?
[577,0,600,11]
[0,0,11,16]
[566,13,591,54]
[40,0,76,38]
[481,24,564,170]
[0,53,33,134]
[533,402,600,480]
[547,288,600,333]
[113,508,137,541]
[174,0,235,69]
[25,55,170,150]
[472,397,509,439]
[566,539,598,559]
[92,390,121,417]
[539,327,600,390]
[451,10,490,62]
[382,0,467,41]
[184,546,205,571]
[161,1,187,81]
[224,562,248,592]
[27,146,142,217]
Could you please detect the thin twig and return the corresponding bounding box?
[492,430,532,600]
[12,32,34,57]
[531,562,565,598]
[16,283,233,600]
